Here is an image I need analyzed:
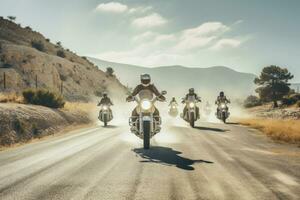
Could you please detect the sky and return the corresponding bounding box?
[0,0,300,81]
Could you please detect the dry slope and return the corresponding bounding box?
[0,17,127,101]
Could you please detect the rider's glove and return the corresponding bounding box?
[126,96,133,102]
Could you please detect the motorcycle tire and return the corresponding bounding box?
[143,120,150,149]
[190,113,195,128]
[104,114,108,127]
[222,112,226,123]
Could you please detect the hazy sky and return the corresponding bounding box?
[1,0,299,81]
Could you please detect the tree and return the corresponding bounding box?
[243,95,261,108]
[56,41,62,47]
[254,65,293,108]
[7,16,16,21]
[106,67,114,76]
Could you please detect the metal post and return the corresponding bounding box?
[60,81,63,94]
[3,72,6,90]
[35,75,38,89]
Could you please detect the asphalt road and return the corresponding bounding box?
[0,121,299,200]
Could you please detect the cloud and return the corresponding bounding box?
[210,38,242,50]
[96,2,128,13]
[92,21,247,67]
[132,13,168,28]
[129,6,152,14]
[174,22,230,51]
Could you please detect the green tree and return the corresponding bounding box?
[7,16,16,21]
[106,67,114,76]
[254,65,293,108]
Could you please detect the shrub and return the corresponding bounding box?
[25,26,32,31]
[56,50,66,58]
[45,38,50,42]
[22,89,65,108]
[31,40,45,52]
[282,94,300,106]
[2,63,13,68]
[106,67,114,76]
[243,95,262,108]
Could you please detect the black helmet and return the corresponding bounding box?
[172,97,175,100]
[189,88,194,94]
[220,91,224,97]
[103,92,108,97]
[141,74,151,86]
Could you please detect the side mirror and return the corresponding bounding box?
[161,90,167,95]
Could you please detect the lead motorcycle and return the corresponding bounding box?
[182,96,200,128]
[216,103,230,123]
[128,91,167,149]
[98,103,113,127]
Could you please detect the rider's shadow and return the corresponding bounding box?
[133,146,213,170]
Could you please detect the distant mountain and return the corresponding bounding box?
[0,18,127,101]
[88,57,257,101]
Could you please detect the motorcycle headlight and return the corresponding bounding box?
[102,105,108,110]
[141,100,152,110]
[172,106,175,109]
[221,104,226,108]
[189,102,195,108]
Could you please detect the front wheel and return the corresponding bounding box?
[190,113,195,128]
[222,112,226,123]
[143,120,150,149]
[103,114,108,127]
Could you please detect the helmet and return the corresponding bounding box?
[189,88,194,94]
[220,91,224,97]
[141,74,151,86]
[172,97,175,100]
[102,92,108,97]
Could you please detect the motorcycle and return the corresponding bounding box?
[204,105,212,116]
[98,104,113,126]
[168,102,178,117]
[182,96,200,128]
[216,103,230,123]
[128,91,167,149]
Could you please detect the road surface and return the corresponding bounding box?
[0,121,299,200]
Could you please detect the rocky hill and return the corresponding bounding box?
[0,17,127,101]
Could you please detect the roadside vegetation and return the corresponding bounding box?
[239,118,300,144]
[241,65,300,144]
[22,89,65,108]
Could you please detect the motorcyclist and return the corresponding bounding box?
[98,92,113,106]
[215,91,230,113]
[126,74,166,121]
[169,97,178,107]
[182,88,201,119]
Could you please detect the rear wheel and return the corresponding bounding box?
[143,121,150,149]
[190,113,195,128]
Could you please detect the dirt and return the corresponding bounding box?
[0,103,92,146]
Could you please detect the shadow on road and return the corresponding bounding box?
[133,146,213,170]
[225,122,240,125]
[194,126,228,132]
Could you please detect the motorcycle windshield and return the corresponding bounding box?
[138,89,154,100]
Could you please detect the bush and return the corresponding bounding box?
[22,89,65,108]
[243,95,262,108]
[31,40,45,52]
[45,38,50,42]
[57,50,66,58]
[282,94,300,106]
[106,67,114,76]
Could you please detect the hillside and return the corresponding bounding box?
[0,17,127,101]
[88,57,257,101]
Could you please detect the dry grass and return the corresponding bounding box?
[63,102,96,113]
[0,92,23,103]
[239,118,300,144]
